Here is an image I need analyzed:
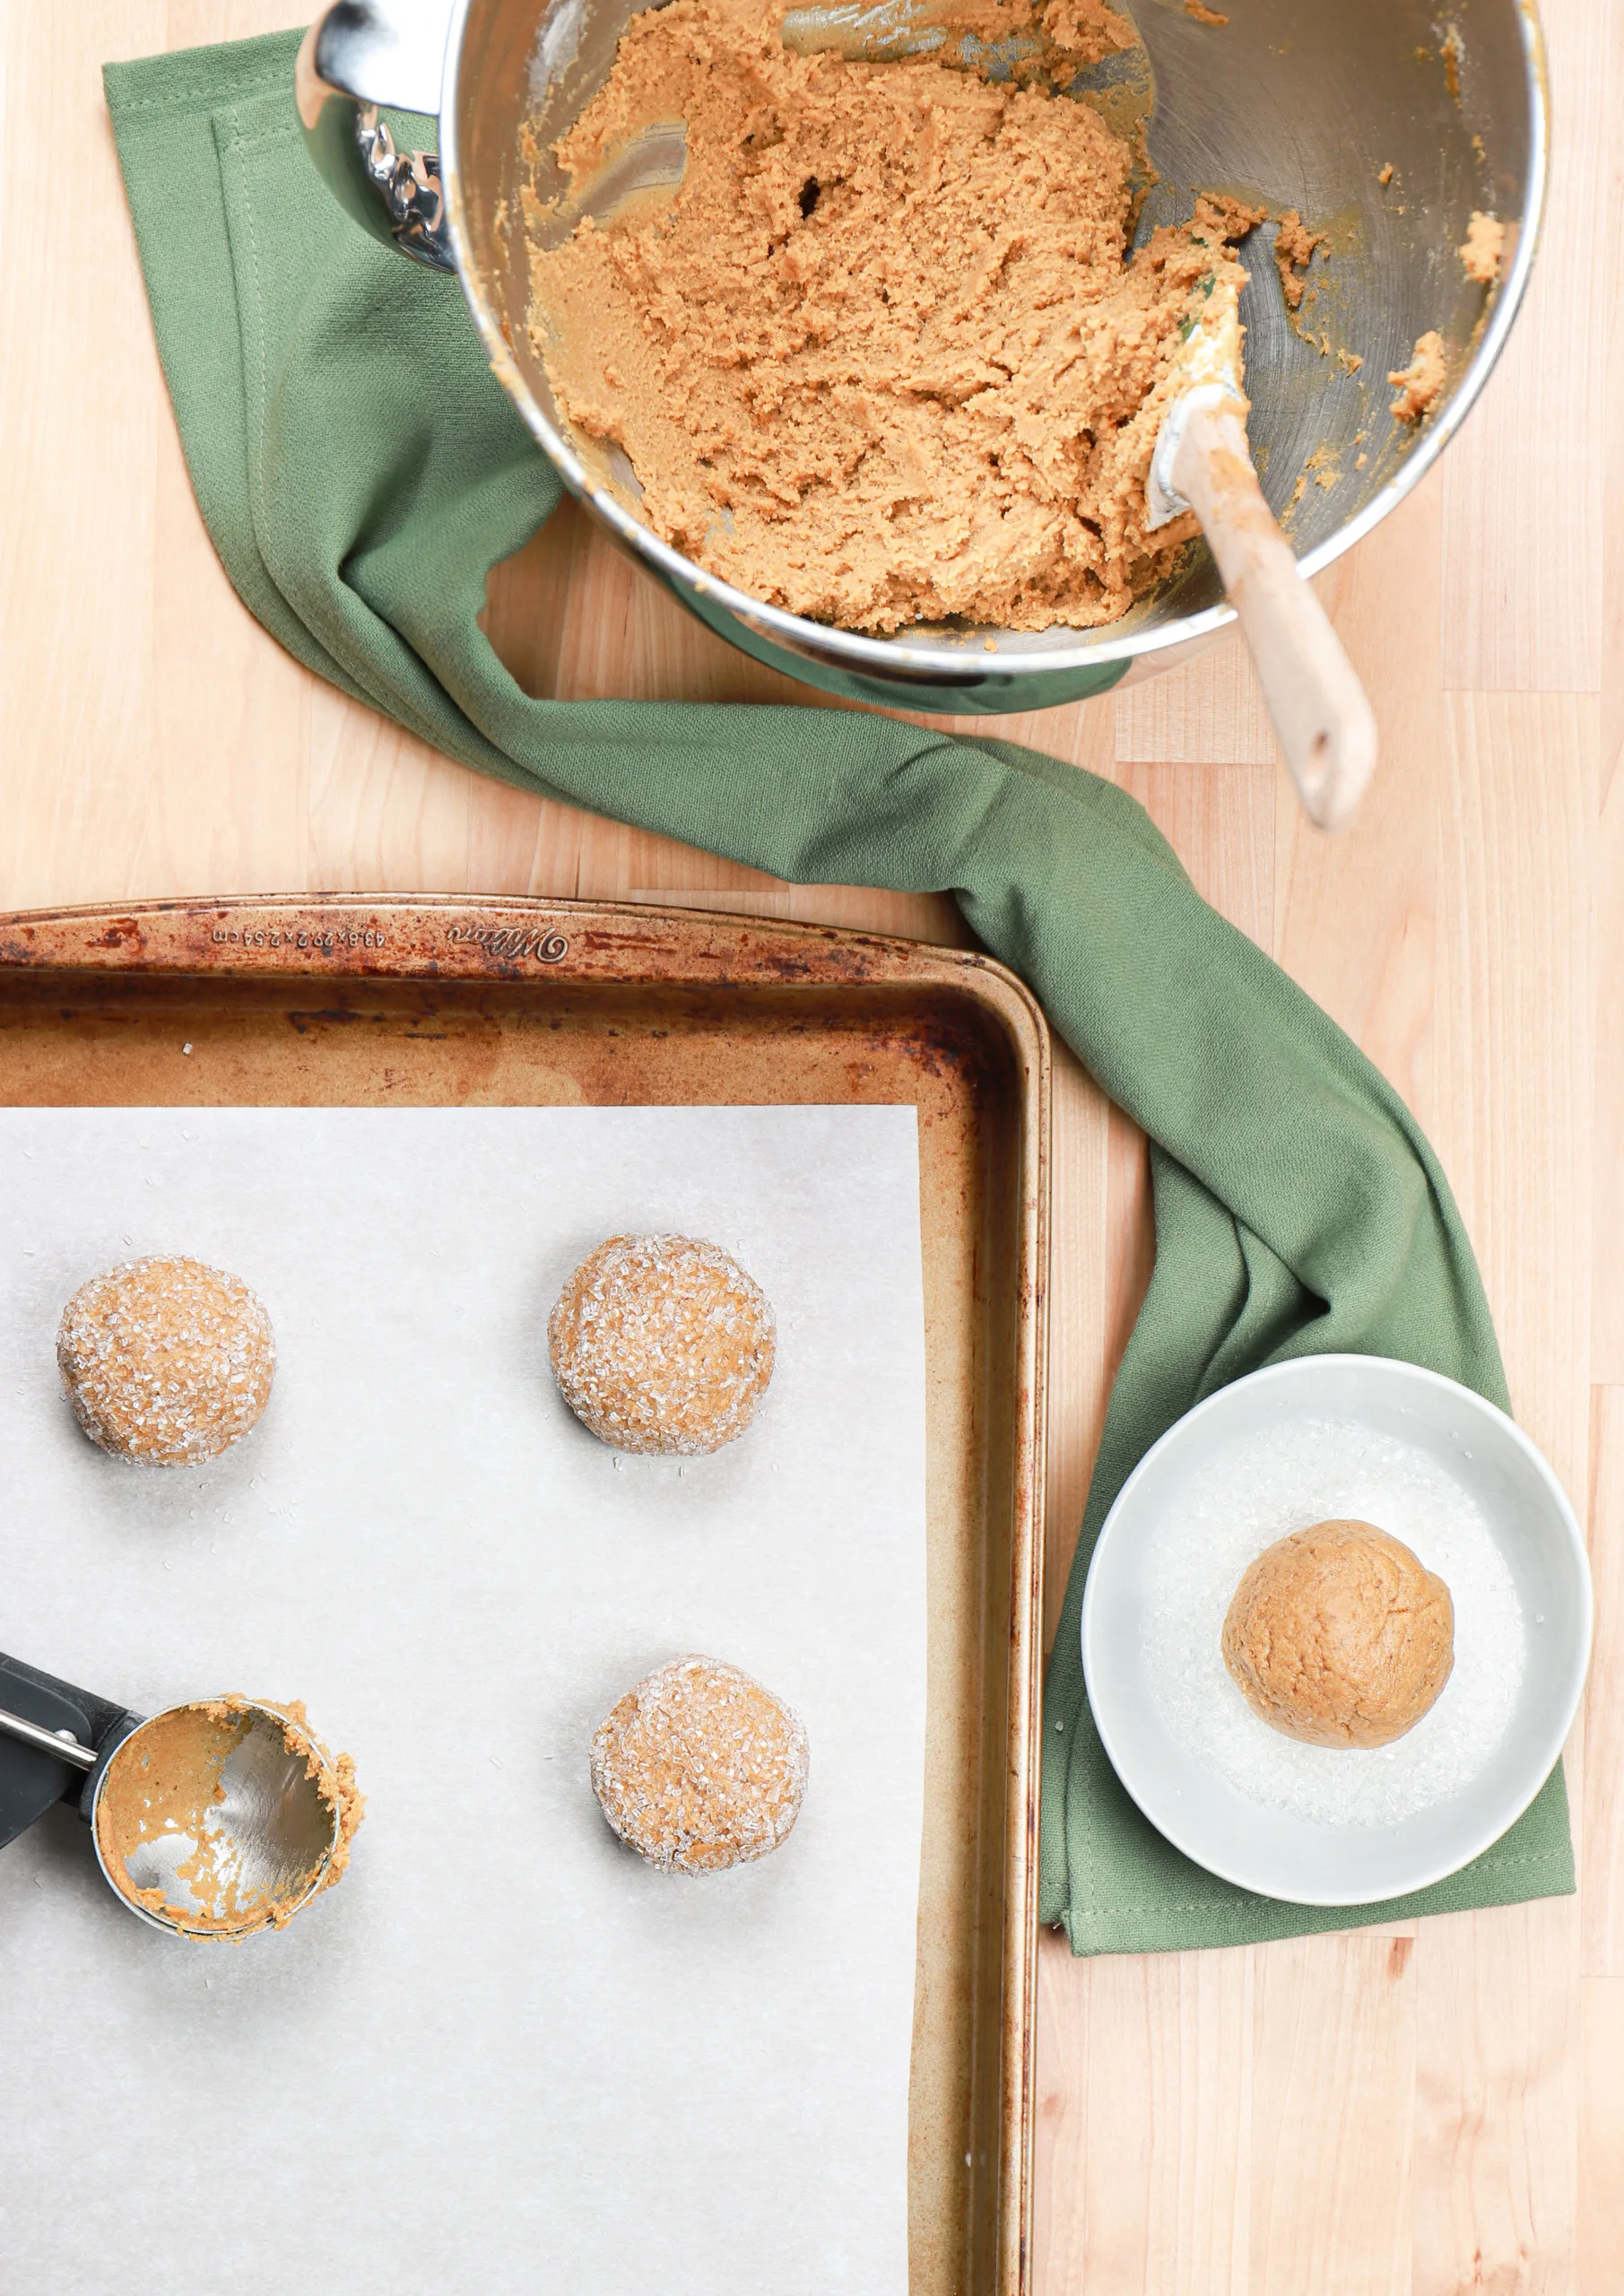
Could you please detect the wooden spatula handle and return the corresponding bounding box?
[1172,404,1377,833]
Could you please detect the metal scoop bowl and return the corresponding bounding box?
[0,1653,344,1941]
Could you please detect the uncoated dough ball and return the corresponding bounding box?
[57,1257,275,1466]
[548,1233,775,1455]
[1220,1519,1455,1749]
[591,1655,809,1874]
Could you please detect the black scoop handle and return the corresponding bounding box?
[0,1650,143,1850]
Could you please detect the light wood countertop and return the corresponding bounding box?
[3,0,1618,2284]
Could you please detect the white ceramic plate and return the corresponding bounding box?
[1081,1354,1592,1904]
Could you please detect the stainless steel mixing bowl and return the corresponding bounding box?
[299,0,1546,714]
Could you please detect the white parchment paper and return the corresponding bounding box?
[0,1106,927,2295]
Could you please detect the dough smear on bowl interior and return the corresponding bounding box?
[524,0,1260,635]
[1220,1518,1455,1749]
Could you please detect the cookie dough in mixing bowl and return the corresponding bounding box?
[526,0,1257,634]
[1221,1518,1455,1749]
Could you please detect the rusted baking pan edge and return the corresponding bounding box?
[0,890,1019,1001]
[0,892,1049,2296]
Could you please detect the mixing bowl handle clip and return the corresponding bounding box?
[296,0,458,273]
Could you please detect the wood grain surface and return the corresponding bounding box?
[2,0,1618,2286]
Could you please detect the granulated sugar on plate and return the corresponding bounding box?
[1142,1415,1525,1827]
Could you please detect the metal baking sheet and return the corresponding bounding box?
[0,1101,927,2293]
[0,896,1049,2296]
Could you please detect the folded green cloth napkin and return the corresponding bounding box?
[103,29,1572,1954]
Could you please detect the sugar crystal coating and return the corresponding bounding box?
[548,1233,775,1455]
[591,1655,809,1874]
[57,1256,275,1466]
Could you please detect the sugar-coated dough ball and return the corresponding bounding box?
[548,1234,775,1455]
[590,1655,809,1874]
[1220,1518,1455,1749]
[57,1257,275,1466]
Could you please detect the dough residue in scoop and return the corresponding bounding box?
[525,0,1258,634]
[94,1696,362,1939]
[1388,328,1446,423]
[1220,1519,1455,1750]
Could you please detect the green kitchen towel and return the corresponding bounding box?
[103,30,1574,1955]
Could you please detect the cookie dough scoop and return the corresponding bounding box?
[0,1651,360,1939]
[1146,250,1378,834]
